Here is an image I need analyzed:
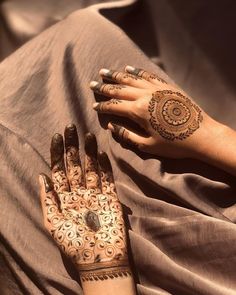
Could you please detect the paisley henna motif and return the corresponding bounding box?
[41,126,130,282]
[44,187,128,270]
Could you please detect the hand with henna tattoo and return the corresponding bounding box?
[38,124,136,295]
[89,66,228,163]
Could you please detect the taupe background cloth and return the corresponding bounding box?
[0,1,236,294]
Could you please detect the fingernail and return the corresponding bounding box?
[66,123,76,131]
[107,122,115,132]
[39,173,54,193]
[125,65,140,75]
[50,133,64,169]
[85,133,97,157]
[98,151,111,171]
[99,68,112,77]
[93,102,100,110]
[64,123,79,150]
[90,81,100,90]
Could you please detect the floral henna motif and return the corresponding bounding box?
[148,90,203,141]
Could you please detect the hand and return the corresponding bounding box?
[38,124,131,282]
[90,66,224,159]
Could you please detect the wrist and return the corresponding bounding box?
[193,117,227,158]
[77,259,132,282]
[76,260,136,295]
[193,119,236,175]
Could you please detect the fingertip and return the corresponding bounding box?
[93,102,99,110]
[64,123,79,150]
[107,122,115,132]
[125,65,135,72]
[98,151,111,171]
[85,132,98,156]
[90,81,99,89]
[39,173,54,193]
[99,68,110,76]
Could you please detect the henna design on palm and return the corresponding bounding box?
[39,124,131,282]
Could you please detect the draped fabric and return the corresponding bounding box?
[0,1,236,294]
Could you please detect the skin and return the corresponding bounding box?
[90,66,236,176]
[38,124,136,295]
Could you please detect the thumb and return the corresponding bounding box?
[108,122,150,151]
[38,173,61,225]
[39,173,54,194]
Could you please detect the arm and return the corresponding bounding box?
[193,122,236,177]
[89,66,236,176]
[38,124,136,295]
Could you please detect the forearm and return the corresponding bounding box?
[79,265,136,295]
[193,119,236,176]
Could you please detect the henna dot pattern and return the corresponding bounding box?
[148,90,203,140]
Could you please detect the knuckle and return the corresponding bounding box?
[132,100,149,121]
[106,85,119,95]
[120,73,132,83]
[138,141,150,152]
[100,102,110,112]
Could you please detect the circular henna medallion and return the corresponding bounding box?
[148,90,203,140]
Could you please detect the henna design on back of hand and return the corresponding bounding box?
[148,90,203,141]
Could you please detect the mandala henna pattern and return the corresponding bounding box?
[148,90,203,141]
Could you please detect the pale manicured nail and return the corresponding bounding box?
[125,65,141,76]
[90,81,99,89]
[125,65,136,73]
[107,122,115,132]
[99,68,110,76]
[93,102,99,110]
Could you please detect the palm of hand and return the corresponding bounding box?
[39,126,128,271]
[46,187,126,267]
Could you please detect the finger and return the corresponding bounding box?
[125,65,167,86]
[97,151,116,196]
[64,124,84,190]
[90,81,147,101]
[39,173,64,229]
[108,122,150,152]
[50,133,70,193]
[99,68,152,89]
[84,133,101,192]
[93,98,136,120]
